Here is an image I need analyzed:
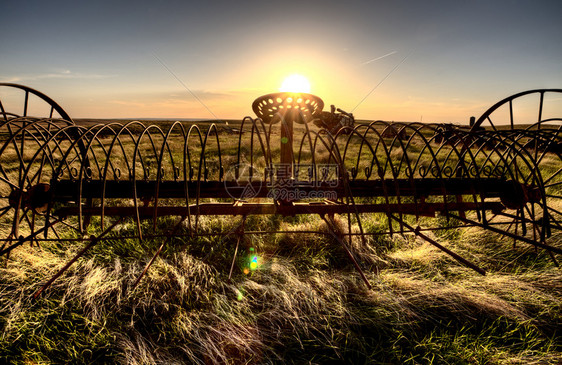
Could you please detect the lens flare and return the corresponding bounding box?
[280,74,311,93]
[250,255,259,271]
[235,289,244,301]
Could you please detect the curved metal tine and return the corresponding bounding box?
[5,123,28,187]
[386,123,411,232]
[228,216,246,281]
[390,124,417,219]
[361,123,394,228]
[97,122,143,230]
[522,204,553,259]
[534,91,545,161]
[451,130,483,220]
[0,217,63,257]
[96,124,122,230]
[528,130,559,168]
[500,135,552,240]
[429,124,475,217]
[182,129,192,234]
[495,210,561,240]
[18,124,84,236]
[22,125,51,242]
[39,124,78,181]
[0,140,20,190]
[525,203,540,242]
[397,123,440,223]
[391,215,486,275]
[546,205,562,225]
[320,214,372,289]
[501,134,543,188]
[46,125,90,233]
[338,122,390,231]
[339,148,368,246]
[21,209,37,245]
[395,123,434,229]
[193,123,223,234]
[0,205,11,218]
[228,235,242,281]
[542,166,562,188]
[43,126,69,240]
[32,216,124,299]
[131,125,165,240]
[78,128,101,232]
[431,128,467,223]
[447,212,562,256]
[303,120,368,247]
[10,194,23,239]
[469,132,521,225]
[0,172,19,191]
[0,99,7,121]
[185,125,204,232]
[153,125,180,231]
[131,216,187,291]
[202,214,251,263]
[26,123,52,186]
[13,119,56,187]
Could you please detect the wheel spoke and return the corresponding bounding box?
[543,167,562,186]
[0,205,12,218]
[0,169,19,190]
[546,209,562,230]
[544,180,562,189]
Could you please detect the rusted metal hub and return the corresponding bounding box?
[499,181,542,209]
[252,92,324,124]
[8,183,52,214]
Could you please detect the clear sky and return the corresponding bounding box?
[1,0,561,123]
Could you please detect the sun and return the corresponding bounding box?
[280,74,311,93]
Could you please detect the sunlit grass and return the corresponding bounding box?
[1,209,560,363]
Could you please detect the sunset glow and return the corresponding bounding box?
[280,74,311,93]
[0,1,559,122]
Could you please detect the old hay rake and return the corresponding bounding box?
[0,83,561,296]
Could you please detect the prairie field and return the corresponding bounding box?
[0,119,561,364]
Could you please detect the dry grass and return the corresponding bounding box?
[1,213,561,364]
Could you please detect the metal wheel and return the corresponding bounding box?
[0,84,76,255]
[0,83,72,121]
[471,89,562,131]
[471,89,562,249]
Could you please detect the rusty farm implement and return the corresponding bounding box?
[0,83,561,296]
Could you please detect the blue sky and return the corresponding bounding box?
[1,0,561,122]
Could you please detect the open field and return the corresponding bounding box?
[0,118,561,364]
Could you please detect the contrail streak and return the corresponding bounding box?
[352,51,412,113]
[152,52,221,121]
[360,50,398,66]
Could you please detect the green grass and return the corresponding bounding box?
[1,212,561,364]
